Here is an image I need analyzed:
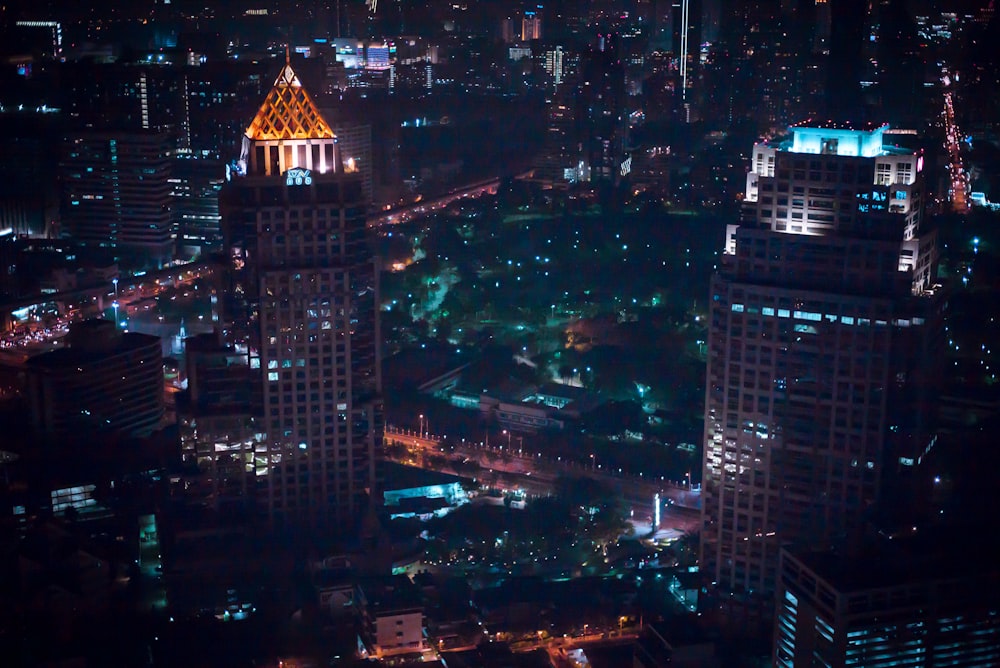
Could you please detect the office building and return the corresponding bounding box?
[60,130,175,268]
[61,63,192,150]
[535,92,581,186]
[221,56,382,525]
[171,151,224,257]
[775,538,1000,667]
[26,319,164,441]
[543,45,566,86]
[178,331,263,511]
[701,123,943,596]
[522,9,543,41]
[578,37,629,184]
[672,0,700,105]
[327,120,374,207]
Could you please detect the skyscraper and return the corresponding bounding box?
[701,123,943,596]
[221,57,382,526]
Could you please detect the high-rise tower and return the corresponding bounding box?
[221,57,382,525]
[700,123,943,596]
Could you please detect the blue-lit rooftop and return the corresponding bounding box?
[790,124,889,157]
[766,123,909,158]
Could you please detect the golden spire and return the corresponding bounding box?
[244,54,335,141]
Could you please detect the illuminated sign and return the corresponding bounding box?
[620,155,632,176]
[285,168,312,186]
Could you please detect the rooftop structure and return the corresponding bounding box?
[244,57,335,142]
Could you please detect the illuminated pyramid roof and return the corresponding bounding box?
[245,55,335,141]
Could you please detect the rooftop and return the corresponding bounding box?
[761,121,915,158]
[26,330,160,370]
[789,527,1000,594]
[383,462,466,492]
[790,119,889,132]
[244,55,334,142]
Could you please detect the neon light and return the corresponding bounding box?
[285,168,312,186]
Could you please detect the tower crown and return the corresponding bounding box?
[245,58,334,141]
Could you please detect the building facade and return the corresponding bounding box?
[178,331,262,511]
[59,130,175,268]
[700,123,944,595]
[171,151,224,257]
[26,319,164,440]
[775,544,1000,667]
[221,58,382,525]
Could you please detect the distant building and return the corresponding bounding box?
[26,319,164,440]
[577,38,629,184]
[171,151,224,257]
[701,123,944,595]
[485,383,603,432]
[534,92,582,186]
[331,121,374,206]
[775,538,1000,667]
[522,10,543,41]
[59,131,175,268]
[61,63,191,150]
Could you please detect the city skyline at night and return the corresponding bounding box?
[1,1,999,666]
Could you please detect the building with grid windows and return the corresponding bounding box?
[26,319,164,441]
[221,56,382,525]
[775,538,1000,667]
[59,130,175,268]
[700,122,944,596]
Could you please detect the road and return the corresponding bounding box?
[368,171,533,229]
[1,261,213,349]
[384,428,701,536]
[384,426,702,509]
[941,68,970,214]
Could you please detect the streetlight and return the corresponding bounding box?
[419,414,426,439]
[502,429,511,451]
[112,277,119,300]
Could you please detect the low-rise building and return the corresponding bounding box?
[383,462,469,521]
[357,575,428,660]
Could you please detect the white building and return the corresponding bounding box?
[701,123,944,595]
